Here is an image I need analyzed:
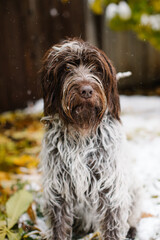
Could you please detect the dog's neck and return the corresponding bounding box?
[42,110,121,140]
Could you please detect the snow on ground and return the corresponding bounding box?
[24,99,44,114]
[26,96,160,240]
[120,95,160,240]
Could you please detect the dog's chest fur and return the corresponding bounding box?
[41,112,125,207]
[41,112,132,237]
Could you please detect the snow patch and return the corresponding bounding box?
[120,95,160,240]
[137,217,160,240]
[24,99,44,114]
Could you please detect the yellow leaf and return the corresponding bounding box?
[90,0,103,15]
[13,155,39,168]
[152,0,160,11]
[89,231,101,239]
[27,203,36,223]
[0,171,10,181]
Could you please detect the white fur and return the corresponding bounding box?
[52,41,83,53]
[40,112,140,239]
[62,65,104,97]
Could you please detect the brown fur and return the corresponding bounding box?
[41,38,120,130]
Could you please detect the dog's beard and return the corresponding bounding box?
[62,78,107,131]
[71,100,101,129]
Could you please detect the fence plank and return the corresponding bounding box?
[0,0,85,112]
[102,26,160,92]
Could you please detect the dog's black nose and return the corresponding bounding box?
[80,85,93,99]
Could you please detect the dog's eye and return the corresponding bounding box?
[65,62,77,71]
[90,66,102,74]
[90,67,97,73]
[65,66,70,71]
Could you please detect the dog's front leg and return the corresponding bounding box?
[44,199,73,240]
[100,207,128,240]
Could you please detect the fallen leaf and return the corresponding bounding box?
[13,155,39,169]
[0,171,10,181]
[6,189,33,229]
[27,203,37,224]
[0,232,6,240]
[0,221,7,240]
[7,230,20,240]
[141,212,154,218]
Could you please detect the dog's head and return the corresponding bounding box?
[41,39,120,131]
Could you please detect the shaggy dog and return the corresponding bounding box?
[40,39,140,240]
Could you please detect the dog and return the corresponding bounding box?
[40,38,141,240]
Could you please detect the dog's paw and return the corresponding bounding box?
[126,227,137,240]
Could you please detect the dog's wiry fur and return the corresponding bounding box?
[40,39,140,240]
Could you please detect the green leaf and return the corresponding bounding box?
[0,232,6,240]
[0,221,7,240]
[6,189,33,229]
[0,220,6,227]
[7,231,20,240]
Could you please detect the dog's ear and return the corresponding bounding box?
[99,50,120,121]
[41,46,61,116]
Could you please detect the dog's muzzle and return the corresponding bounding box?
[62,78,107,129]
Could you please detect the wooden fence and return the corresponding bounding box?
[0,0,86,112]
[103,27,160,94]
[0,0,160,112]
[87,13,160,94]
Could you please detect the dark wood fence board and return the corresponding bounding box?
[0,0,86,112]
[102,27,160,91]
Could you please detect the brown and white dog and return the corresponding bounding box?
[40,39,141,240]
